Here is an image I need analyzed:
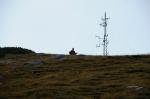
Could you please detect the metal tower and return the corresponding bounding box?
[96,12,109,56]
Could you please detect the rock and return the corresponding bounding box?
[55,54,65,59]
[23,61,45,70]
[24,60,44,66]
[127,85,144,91]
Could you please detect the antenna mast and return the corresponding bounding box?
[96,12,109,56]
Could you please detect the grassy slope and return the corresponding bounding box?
[0,54,150,99]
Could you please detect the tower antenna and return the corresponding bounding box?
[96,12,110,56]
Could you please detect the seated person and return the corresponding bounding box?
[69,48,77,55]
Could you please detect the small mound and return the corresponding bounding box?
[0,47,35,56]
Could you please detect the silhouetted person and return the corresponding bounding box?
[69,48,77,55]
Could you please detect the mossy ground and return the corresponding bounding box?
[0,54,150,99]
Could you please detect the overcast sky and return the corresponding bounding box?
[0,0,150,55]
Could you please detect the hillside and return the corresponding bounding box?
[0,47,35,57]
[0,54,150,99]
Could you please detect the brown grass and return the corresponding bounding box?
[0,54,150,99]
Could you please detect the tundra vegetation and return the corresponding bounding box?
[0,49,150,99]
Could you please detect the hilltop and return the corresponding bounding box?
[0,47,35,58]
[0,53,150,99]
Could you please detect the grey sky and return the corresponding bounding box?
[0,0,150,55]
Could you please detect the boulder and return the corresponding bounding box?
[55,54,65,59]
[127,85,144,91]
[24,60,44,65]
